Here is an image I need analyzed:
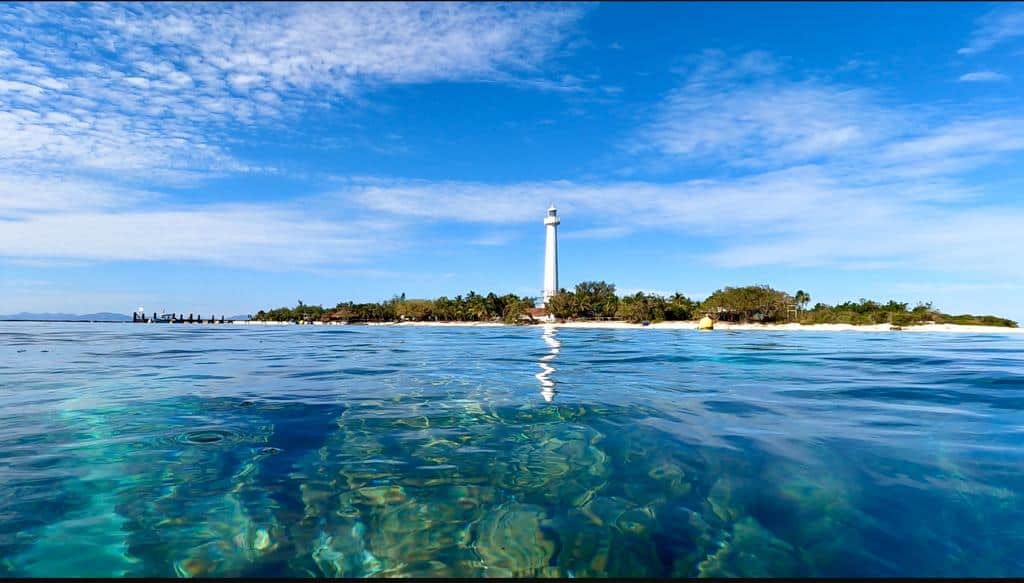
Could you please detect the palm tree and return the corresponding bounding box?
[466,292,489,321]
[795,290,810,310]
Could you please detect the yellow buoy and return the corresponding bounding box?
[698,315,714,330]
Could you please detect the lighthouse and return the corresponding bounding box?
[543,204,560,305]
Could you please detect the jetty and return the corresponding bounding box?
[132,311,232,324]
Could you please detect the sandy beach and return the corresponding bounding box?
[406,320,1024,334]
[234,320,1024,334]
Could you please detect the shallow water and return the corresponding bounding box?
[1,322,1023,577]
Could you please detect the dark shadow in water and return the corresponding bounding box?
[3,384,1024,577]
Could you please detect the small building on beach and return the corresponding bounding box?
[524,306,554,323]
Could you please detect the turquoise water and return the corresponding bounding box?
[2,322,1023,577]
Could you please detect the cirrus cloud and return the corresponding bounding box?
[0,175,402,269]
[0,2,585,181]
[958,71,1009,82]
[632,51,906,170]
[958,4,1024,55]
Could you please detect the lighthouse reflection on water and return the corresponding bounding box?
[535,325,561,402]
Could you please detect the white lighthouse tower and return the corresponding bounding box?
[543,204,560,305]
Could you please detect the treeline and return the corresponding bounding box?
[253,283,1017,327]
[546,281,697,323]
[254,293,537,325]
[549,283,1017,327]
[802,300,1017,327]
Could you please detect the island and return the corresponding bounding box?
[249,282,1018,331]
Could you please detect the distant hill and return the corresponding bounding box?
[0,312,132,322]
[228,314,252,321]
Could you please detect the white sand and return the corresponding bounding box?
[567,321,1023,333]
[234,319,1022,334]
[558,321,1023,333]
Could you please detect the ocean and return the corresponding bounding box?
[1,322,1022,577]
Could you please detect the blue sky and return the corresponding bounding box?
[2,2,1024,320]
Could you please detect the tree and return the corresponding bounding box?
[396,299,433,321]
[701,285,792,323]
[433,296,456,321]
[501,294,537,324]
[794,290,810,310]
[573,281,618,319]
[465,291,489,321]
[665,292,697,320]
[546,290,578,319]
[616,292,666,323]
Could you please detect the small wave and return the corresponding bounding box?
[285,367,399,379]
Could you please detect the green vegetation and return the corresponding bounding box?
[802,300,1017,328]
[253,283,1017,328]
[546,281,621,320]
[254,292,538,325]
[255,300,326,323]
[702,285,791,323]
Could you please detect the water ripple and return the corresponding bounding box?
[0,322,1022,577]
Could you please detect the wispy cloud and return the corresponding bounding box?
[0,174,158,217]
[329,162,1024,277]
[0,2,586,270]
[634,51,902,169]
[632,50,1024,182]
[632,45,1024,273]
[0,204,401,268]
[470,231,519,246]
[893,282,1024,293]
[958,71,1009,82]
[330,44,1024,279]
[0,2,584,181]
[836,58,878,74]
[7,39,1023,281]
[879,116,1024,158]
[705,205,1024,274]
[561,226,634,240]
[4,12,1024,300]
[18,165,963,271]
[0,174,403,269]
[958,5,1024,55]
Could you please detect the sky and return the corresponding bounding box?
[1,2,1024,320]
